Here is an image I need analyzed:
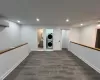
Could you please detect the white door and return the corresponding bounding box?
[62,30,70,49]
[53,28,62,50]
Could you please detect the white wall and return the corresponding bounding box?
[0,21,22,51]
[0,20,30,80]
[69,24,97,47]
[80,24,97,47]
[62,30,70,49]
[21,25,37,50]
[0,44,29,80]
[69,28,81,43]
[69,42,100,74]
[21,25,62,50]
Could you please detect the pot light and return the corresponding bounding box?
[80,23,83,26]
[17,20,20,23]
[36,18,40,22]
[66,19,69,22]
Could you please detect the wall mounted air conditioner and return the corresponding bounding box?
[0,19,9,27]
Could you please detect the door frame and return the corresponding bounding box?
[36,28,45,51]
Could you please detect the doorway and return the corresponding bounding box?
[37,29,44,50]
[95,29,100,48]
[46,29,53,49]
[61,30,70,49]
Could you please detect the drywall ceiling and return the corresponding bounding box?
[0,0,100,27]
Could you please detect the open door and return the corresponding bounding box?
[37,29,44,50]
[95,29,100,48]
[46,29,53,49]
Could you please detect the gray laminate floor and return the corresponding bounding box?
[4,50,100,80]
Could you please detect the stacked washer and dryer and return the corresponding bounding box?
[46,33,53,49]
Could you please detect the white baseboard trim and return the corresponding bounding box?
[71,51,100,74]
[0,54,29,80]
[31,49,54,51]
[31,49,38,51]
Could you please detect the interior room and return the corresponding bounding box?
[46,29,53,49]
[37,29,43,49]
[0,0,100,80]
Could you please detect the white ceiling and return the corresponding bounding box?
[0,0,100,26]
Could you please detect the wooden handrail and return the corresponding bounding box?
[0,43,28,54]
[71,41,100,51]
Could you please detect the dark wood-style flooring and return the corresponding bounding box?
[4,50,100,80]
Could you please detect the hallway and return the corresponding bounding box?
[5,50,100,80]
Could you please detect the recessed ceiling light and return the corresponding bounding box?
[66,19,69,22]
[36,18,40,22]
[17,20,20,23]
[80,23,83,26]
